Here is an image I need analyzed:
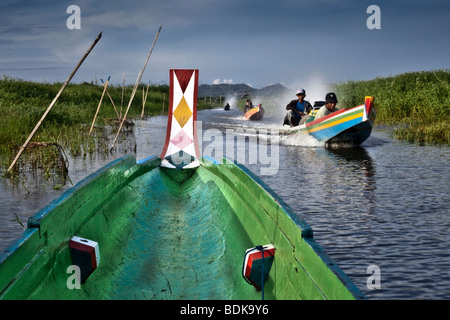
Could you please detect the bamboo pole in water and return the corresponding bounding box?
[7,31,103,173]
[141,81,150,121]
[120,72,125,120]
[89,76,110,136]
[102,77,120,120]
[110,25,162,152]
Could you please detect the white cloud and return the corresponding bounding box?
[213,79,233,85]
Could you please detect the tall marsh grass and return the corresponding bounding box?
[0,76,215,170]
[332,70,450,144]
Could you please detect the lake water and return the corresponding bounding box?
[1,108,449,300]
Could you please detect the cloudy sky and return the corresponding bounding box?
[0,0,449,89]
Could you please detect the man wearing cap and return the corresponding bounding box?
[314,92,339,120]
[283,89,312,127]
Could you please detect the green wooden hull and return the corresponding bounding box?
[0,155,364,300]
[1,69,364,300]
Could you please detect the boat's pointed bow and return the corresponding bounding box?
[160,69,201,169]
[364,96,374,117]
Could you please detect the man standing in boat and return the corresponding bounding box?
[283,89,312,127]
[314,92,339,120]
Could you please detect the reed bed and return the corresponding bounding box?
[331,69,450,145]
[0,76,215,171]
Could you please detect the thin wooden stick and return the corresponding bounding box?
[120,72,125,120]
[89,76,110,136]
[7,31,102,173]
[141,84,144,119]
[162,92,165,115]
[141,81,150,121]
[110,25,162,152]
[102,78,120,120]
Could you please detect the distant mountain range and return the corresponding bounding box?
[198,83,290,98]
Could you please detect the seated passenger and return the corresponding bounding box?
[314,92,338,120]
[244,99,253,113]
[283,89,312,127]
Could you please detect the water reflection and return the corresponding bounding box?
[326,147,377,215]
[271,145,377,226]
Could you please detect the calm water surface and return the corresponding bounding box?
[1,108,449,300]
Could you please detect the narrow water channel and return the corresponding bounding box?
[1,108,449,299]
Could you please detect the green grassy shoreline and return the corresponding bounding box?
[0,76,217,170]
[331,69,450,145]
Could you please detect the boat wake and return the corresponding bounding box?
[198,109,325,148]
[278,130,324,147]
[222,121,325,148]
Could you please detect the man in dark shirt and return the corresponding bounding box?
[283,89,312,127]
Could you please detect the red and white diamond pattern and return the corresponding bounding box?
[160,69,200,169]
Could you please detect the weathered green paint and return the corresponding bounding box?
[0,156,364,300]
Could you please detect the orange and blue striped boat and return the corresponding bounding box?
[294,96,376,146]
[244,104,264,121]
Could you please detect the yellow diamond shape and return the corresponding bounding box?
[173,96,192,128]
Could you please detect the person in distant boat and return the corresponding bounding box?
[224,102,231,110]
[244,99,253,113]
[314,92,339,120]
[283,89,312,127]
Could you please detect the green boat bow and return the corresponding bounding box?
[0,155,364,300]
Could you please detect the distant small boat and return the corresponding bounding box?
[244,104,264,121]
[288,97,376,147]
[0,70,364,300]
